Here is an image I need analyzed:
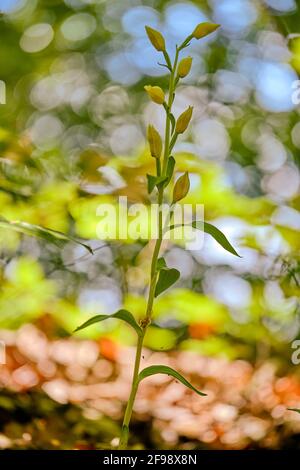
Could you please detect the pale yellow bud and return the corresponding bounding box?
[175,106,193,134]
[145,26,166,52]
[172,172,190,203]
[144,85,165,105]
[177,57,193,78]
[147,125,162,159]
[192,23,220,39]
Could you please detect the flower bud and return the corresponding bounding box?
[144,85,165,105]
[147,125,162,159]
[177,57,193,78]
[172,172,190,203]
[192,22,220,39]
[145,26,166,52]
[175,106,193,134]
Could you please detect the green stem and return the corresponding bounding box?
[118,256,159,449]
[118,47,179,450]
[118,333,144,449]
[162,46,179,175]
[118,234,161,449]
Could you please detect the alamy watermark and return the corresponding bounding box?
[0,80,6,104]
[95,197,204,250]
[291,339,300,365]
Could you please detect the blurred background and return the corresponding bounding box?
[0,0,300,450]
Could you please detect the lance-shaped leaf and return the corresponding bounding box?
[138,365,206,396]
[169,113,176,134]
[146,174,168,194]
[155,261,180,297]
[172,171,190,203]
[147,174,157,194]
[167,220,240,257]
[288,408,300,413]
[0,217,93,254]
[74,309,142,336]
[165,156,175,186]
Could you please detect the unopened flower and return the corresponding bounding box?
[192,23,220,39]
[175,106,193,134]
[172,172,190,203]
[144,85,165,105]
[177,57,193,78]
[147,125,162,159]
[145,26,166,52]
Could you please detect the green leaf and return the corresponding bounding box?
[155,267,180,297]
[146,174,168,194]
[156,257,167,270]
[163,51,172,71]
[172,172,190,203]
[138,365,206,396]
[195,221,240,257]
[168,220,240,257]
[288,408,300,413]
[74,309,142,336]
[165,156,175,186]
[0,217,93,254]
[169,113,176,134]
[146,174,157,194]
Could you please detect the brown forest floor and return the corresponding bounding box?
[0,322,300,450]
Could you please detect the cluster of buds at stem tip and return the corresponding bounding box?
[144,22,220,60]
[147,125,162,159]
[143,22,218,197]
[177,22,220,50]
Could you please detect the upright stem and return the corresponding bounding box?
[162,47,179,175]
[118,333,144,449]
[118,48,179,450]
